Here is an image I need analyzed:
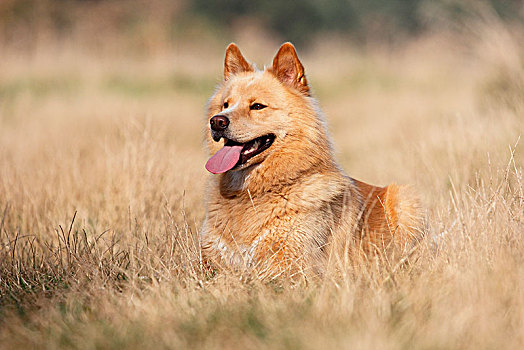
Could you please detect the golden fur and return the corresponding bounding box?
[201,43,423,278]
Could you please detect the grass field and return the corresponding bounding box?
[0,22,523,349]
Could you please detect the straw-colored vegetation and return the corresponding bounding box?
[1,6,523,349]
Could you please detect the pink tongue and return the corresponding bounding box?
[205,145,243,174]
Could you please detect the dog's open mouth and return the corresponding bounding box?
[230,134,275,165]
[205,134,275,174]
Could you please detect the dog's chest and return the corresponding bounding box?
[207,191,297,242]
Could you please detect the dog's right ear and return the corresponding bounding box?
[271,42,309,95]
[224,43,253,80]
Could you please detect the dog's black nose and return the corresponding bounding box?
[210,115,229,131]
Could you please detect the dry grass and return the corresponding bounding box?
[1,22,523,349]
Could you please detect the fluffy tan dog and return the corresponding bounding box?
[200,42,423,278]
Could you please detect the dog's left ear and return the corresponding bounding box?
[271,42,309,95]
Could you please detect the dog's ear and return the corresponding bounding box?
[224,43,253,80]
[271,42,309,95]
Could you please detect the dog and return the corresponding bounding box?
[200,42,423,279]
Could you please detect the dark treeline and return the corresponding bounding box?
[193,0,426,44]
[192,0,523,44]
[0,0,522,50]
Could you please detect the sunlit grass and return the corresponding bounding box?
[0,25,523,349]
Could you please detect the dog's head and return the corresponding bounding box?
[205,42,316,174]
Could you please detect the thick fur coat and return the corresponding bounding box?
[200,43,423,278]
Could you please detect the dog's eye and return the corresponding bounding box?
[250,103,267,111]
[223,102,229,109]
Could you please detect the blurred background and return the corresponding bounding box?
[1,0,523,53]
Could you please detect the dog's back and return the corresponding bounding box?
[352,181,423,255]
